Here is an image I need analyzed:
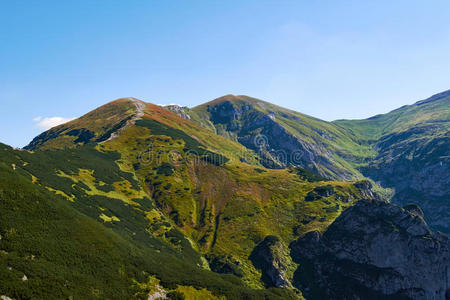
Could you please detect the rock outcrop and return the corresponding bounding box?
[165,104,191,120]
[249,235,296,288]
[290,199,450,300]
[362,128,450,234]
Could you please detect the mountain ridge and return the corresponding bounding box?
[179,91,449,233]
[5,98,382,296]
[22,92,449,233]
[1,89,448,298]
[334,90,449,233]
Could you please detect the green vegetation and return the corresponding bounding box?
[157,162,175,176]
[334,90,450,233]
[25,98,137,150]
[293,167,329,182]
[249,235,297,289]
[0,111,372,297]
[334,90,450,139]
[7,90,433,297]
[190,94,373,180]
[0,143,299,299]
[190,92,449,233]
[136,119,229,166]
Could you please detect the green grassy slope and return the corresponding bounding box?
[0,143,299,299]
[334,89,450,139]
[0,99,380,297]
[334,90,450,233]
[186,91,448,234]
[24,98,138,150]
[94,102,376,288]
[189,95,372,180]
[102,122,374,288]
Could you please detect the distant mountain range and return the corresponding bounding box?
[0,90,448,299]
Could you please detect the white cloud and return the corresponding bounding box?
[33,116,74,130]
[157,103,183,107]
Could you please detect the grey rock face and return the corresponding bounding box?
[290,199,450,300]
[249,235,296,288]
[362,128,450,233]
[164,105,191,120]
[206,100,355,179]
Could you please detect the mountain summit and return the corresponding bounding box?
[24,91,450,234]
[1,90,448,299]
[188,95,367,180]
[22,91,450,234]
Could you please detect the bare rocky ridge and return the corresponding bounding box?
[103,98,146,142]
[164,104,191,120]
[290,199,450,300]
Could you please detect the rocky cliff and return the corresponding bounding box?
[290,199,450,299]
[335,90,450,234]
[249,235,296,288]
[361,127,450,233]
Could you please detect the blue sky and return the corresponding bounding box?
[1,0,450,147]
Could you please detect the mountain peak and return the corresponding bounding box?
[24,98,138,150]
[198,94,240,107]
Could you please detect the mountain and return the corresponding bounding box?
[291,199,450,299]
[1,92,448,299]
[334,89,450,139]
[0,144,251,299]
[1,98,379,299]
[25,98,141,150]
[178,95,372,180]
[167,92,448,233]
[334,90,450,233]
